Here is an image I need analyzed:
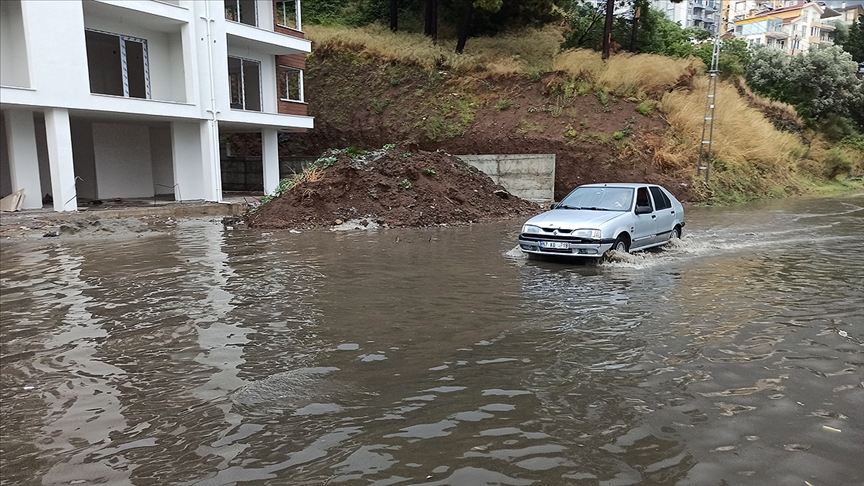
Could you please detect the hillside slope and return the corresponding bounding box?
[282,49,699,202]
[273,26,860,204]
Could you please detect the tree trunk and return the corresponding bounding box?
[455,1,473,54]
[390,0,398,32]
[602,0,614,60]
[425,0,438,41]
[630,6,640,52]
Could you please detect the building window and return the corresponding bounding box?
[225,0,256,26]
[791,39,800,50]
[276,0,301,30]
[228,56,261,111]
[85,29,150,99]
[278,66,303,102]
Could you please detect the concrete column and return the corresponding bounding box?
[44,108,77,212]
[201,119,222,202]
[171,120,222,202]
[262,128,279,195]
[3,110,43,209]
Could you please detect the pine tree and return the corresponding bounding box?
[844,13,864,63]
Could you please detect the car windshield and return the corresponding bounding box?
[557,187,634,211]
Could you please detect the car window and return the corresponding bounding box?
[649,186,671,210]
[636,187,653,209]
[559,187,633,211]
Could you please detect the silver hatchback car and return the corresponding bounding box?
[519,183,685,258]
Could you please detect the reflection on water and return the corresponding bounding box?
[2,195,863,486]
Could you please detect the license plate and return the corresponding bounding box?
[539,241,569,249]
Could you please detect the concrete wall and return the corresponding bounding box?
[150,126,174,195]
[458,154,555,202]
[93,123,155,198]
[70,120,97,200]
[0,0,30,88]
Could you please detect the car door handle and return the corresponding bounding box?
[651,215,656,219]
[671,211,675,214]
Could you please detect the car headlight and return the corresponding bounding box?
[573,229,601,239]
[521,224,541,234]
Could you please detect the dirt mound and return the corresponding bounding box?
[245,143,542,229]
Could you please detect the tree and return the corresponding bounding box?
[694,37,751,78]
[561,2,606,50]
[746,45,862,127]
[787,45,861,120]
[636,9,698,56]
[842,13,864,62]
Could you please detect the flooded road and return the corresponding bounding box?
[1,195,862,486]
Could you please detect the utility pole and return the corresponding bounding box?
[697,34,721,184]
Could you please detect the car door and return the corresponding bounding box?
[630,187,656,250]
[648,186,675,244]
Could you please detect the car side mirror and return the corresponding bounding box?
[635,205,653,215]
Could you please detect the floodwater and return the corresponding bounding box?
[1,195,862,486]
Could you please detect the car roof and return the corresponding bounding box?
[577,183,661,189]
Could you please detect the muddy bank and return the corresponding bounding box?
[246,143,543,230]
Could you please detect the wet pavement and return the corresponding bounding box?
[1,194,862,485]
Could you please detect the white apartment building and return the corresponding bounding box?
[0,0,312,211]
[732,1,840,54]
[651,0,723,35]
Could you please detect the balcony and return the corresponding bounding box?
[91,0,189,24]
[83,1,188,103]
[225,21,310,56]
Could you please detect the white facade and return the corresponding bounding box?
[733,2,839,54]
[0,0,312,211]
[650,0,722,34]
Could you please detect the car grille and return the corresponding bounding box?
[520,233,594,243]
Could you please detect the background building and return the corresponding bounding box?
[1,0,312,211]
[732,1,840,54]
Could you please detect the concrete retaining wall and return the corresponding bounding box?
[222,154,556,202]
[457,154,555,202]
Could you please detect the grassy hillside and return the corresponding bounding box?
[276,24,864,203]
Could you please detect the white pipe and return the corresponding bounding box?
[202,0,222,202]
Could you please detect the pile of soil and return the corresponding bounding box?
[245,143,542,229]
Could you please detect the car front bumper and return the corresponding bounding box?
[518,236,614,258]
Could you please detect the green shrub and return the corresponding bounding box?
[824,147,854,178]
[636,101,653,116]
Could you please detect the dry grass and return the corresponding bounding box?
[657,77,811,201]
[552,50,701,98]
[304,25,857,202]
[306,24,563,76]
[552,49,606,81]
[600,54,702,98]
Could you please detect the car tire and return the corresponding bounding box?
[611,235,629,254]
[669,225,681,241]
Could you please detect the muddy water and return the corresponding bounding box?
[1,195,862,486]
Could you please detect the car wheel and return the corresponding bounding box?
[611,235,629,253]
[669,225,681,241]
